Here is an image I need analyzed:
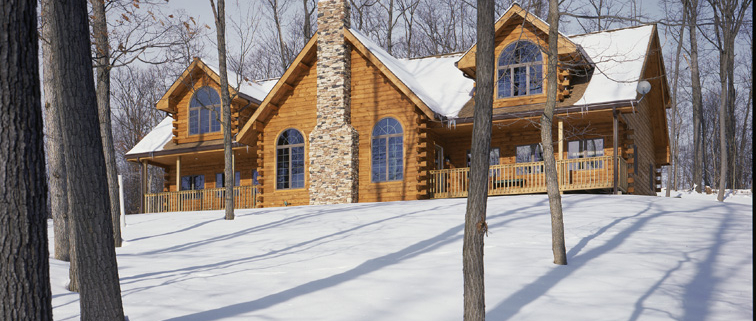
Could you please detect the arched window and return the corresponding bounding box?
[276,129,305,189]
[497,41,543,98]
[371,118,403,182]
[189,86,222,135]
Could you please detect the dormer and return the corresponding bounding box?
[456,3,588,107]
[155,58,268,145]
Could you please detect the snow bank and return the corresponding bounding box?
[49,194,753,320]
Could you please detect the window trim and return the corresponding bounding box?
[495,41,545,100]
[189,86,222,136]
[371,117,404,183]
[275,128,306,190]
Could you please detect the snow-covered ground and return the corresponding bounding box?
[49,193,752,320]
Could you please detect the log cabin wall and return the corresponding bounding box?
[159,149,257,192]
[172,72,256,145]
[259,60,318,208]
[350,48,425,203]
[622,99,657,196]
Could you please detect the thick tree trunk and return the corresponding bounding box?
[41,0,71,261]
[48,0,125,319]
[463,0,493,319]
[666,8,686,197]
[91,0,123,248]
[543,0,567,265]
[0,1,54,319]
[212,0,235,220]
[686,0,704,193]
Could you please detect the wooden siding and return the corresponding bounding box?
[351,48,426,203]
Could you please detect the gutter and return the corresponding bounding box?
[450,99,637,124]
[125,141,247,161]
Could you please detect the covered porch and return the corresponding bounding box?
[429,155,628,198]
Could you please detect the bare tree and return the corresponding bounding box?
[40,0,71,262]
[542,0,567,265]
[683,0,705,192]
[302,0,317,43]
[463,0,493,319]
[210,0,236,220]
[0,1,54,319]
[665,3,687,197]
[48,0,125,318]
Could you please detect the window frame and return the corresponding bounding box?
[496,41,545,99]
[189,86,222,136]
[371,117,404,183]
[180,175,205,191]
[515,144,544,174]
[215,171,241,188]
[275,128,306,190]
[567,138,605,170]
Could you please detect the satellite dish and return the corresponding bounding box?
[636,80,651,95]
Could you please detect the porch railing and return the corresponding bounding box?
[429,156,627,199]
[144,185,258,213]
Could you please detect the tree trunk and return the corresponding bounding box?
[0,1,54,319]
[303,0,312,43]
[41,0,71,261]
[211,0,235,220]
[48,0,125,319]
[717,50,728,201]
[543,0,567,265]
[686,0,704,193]
[90,0,123,248]
[666,7,686,197]
[463,0,493,319]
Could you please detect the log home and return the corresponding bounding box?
[126,1,670,212]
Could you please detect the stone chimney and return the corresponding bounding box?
[308,0,359,205]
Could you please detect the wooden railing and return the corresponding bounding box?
[429,156,628,199]
[144,185,258,213]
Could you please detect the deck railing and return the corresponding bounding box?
[429,156,627,199]
[144,185,258,213]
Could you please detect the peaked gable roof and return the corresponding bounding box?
[156,58,270,113]
[456,3,580,78]
[236,30,475,145]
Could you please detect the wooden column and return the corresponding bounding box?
[613,109,619,194]
[558,119,564,160]
[176,156,181,191]
[140,159,148,213]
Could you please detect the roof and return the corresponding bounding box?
[126,116,173,156]
[349,29,474,118]
[204,62,273,103]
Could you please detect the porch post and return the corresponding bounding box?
[558,119,564,160]
[176,156,181,191]
[613,109,619,194]
[141,159,148,213]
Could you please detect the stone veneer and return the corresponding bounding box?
[308,0,360,205]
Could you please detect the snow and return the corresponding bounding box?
[49,193,752,320]
[570,25,654,105]
[125,116,173,156]
[349,29,474,118]
[659,188,753,205]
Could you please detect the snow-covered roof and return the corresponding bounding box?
[204,62,271,103]
[570,25,654,105]
[126,116,173,156]
[349,29,474,118]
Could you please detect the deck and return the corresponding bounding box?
[429,156,628,199]
[144,185,258,213]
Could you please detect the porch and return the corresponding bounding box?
[144,185,258,213]
[429,156,627,198]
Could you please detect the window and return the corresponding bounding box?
[215,171,241,188]
[372,118,403,182]
[276,129,305,189]
[568,138,604,169]
[516,144,543,174]
[497,41,543,99]
[434,145,444,170]
[465,148,501,176]
[180,175,204,190]
[189,87,222,135]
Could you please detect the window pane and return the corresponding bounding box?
[534,144,544,162]
[276,147,290,189]
[191,87,221,108]
[181,176,191,191]
[291,146,305,188]
[516,145,531,163]
[200,108,210,134]
[388,136,403,181]
[498,69,511,98]
[593,139,604,156]
[210,107,221,132]
[372,138,386,182]
[235,171,241,186]
[567,141,581,159]
[189,110,199,135]
[529,65,543,95]
[489,148,500,165]
[216,173,223,188]
[513,66,527,96]
[194,175,204,190]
